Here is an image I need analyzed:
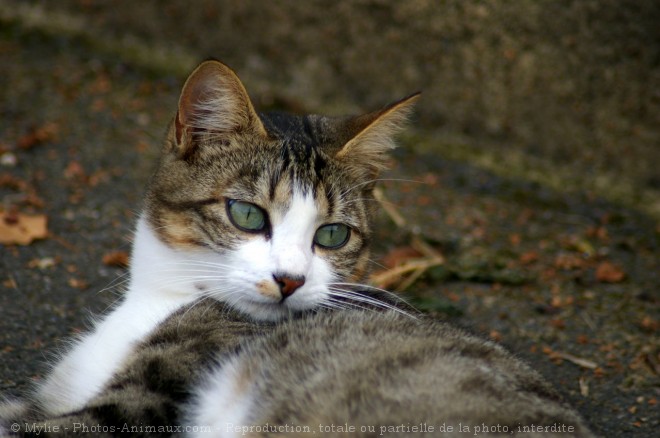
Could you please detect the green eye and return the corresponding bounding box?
[227,200,267,232]
[314,224,350,249]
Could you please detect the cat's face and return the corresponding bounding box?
[141,61,417,320]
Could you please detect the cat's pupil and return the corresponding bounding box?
[314,224,350,249]
[227,200,267,232]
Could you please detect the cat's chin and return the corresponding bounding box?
[223,297,315,322]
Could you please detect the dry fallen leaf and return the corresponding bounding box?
[520,250,539,265]
[0,210,48,245]
[554,253,585,270]
[639,316,659,332]
[27,257,57,269]
[68,277,89,290]
[103,250,130,268]
[596,261,626,283]
[17,122,59,150]
[381,246,422,269]
[63,160,86,180]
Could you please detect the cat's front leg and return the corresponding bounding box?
[35,293,192,416]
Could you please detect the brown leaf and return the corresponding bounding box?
[381,246,422,269]
[103,251,130,268]
[64,161,86,180]
[421,173,439,186]
[17,122,59,150]
[577,335,590,345]
[595,261,626,283]
[520,250,539,264]
[447,292,460,302]
[549,318,566,329]
[554,253,585,270]
[586,225,609,241]
[67,278,89,290]
[416,195,432,206]
[541,345,563,364]
[0,211,47,245]
[2,278,17,288]
[639,316,659,332]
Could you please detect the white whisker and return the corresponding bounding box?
[330,282,414,305]
[327,286,418,319]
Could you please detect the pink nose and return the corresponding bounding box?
[273,274,305,298]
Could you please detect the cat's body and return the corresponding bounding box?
[188,304,594,438]
[4,300,593,437]
[1,60,594,437]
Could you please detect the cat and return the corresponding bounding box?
[1,60,595,437]
[1,59,416,422]
[3,299,593,437]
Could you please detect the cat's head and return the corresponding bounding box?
[139,60,418,320]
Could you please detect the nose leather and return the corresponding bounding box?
[273,274,305,298]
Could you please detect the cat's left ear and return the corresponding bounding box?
[335,93,420,177]
[173,60,268,159]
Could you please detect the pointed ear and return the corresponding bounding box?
[335,93,420,178]
[174,60,267,158]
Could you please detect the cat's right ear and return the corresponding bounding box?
[173,60,267,159]
[335,93,420,179]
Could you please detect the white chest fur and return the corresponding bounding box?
[37,217,198,415]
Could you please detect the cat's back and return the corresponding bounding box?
[188,310,594,437]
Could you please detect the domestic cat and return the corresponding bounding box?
[1,60,416,419]
[1,60,595,437]
[3,300,593,437]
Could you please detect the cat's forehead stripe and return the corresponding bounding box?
[261,113,331,189]
[260,113,323,148]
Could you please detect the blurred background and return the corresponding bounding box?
[1,1,658,436]
[3,0,659,217]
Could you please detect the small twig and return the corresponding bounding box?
[374,187,406,228]
[556,352,598,370]
[370,257,444,290]
[372,187,446,291]
[579,377,590,397]
[395,266,427,292]
[580,312,598,333]
[411,235,445,262]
